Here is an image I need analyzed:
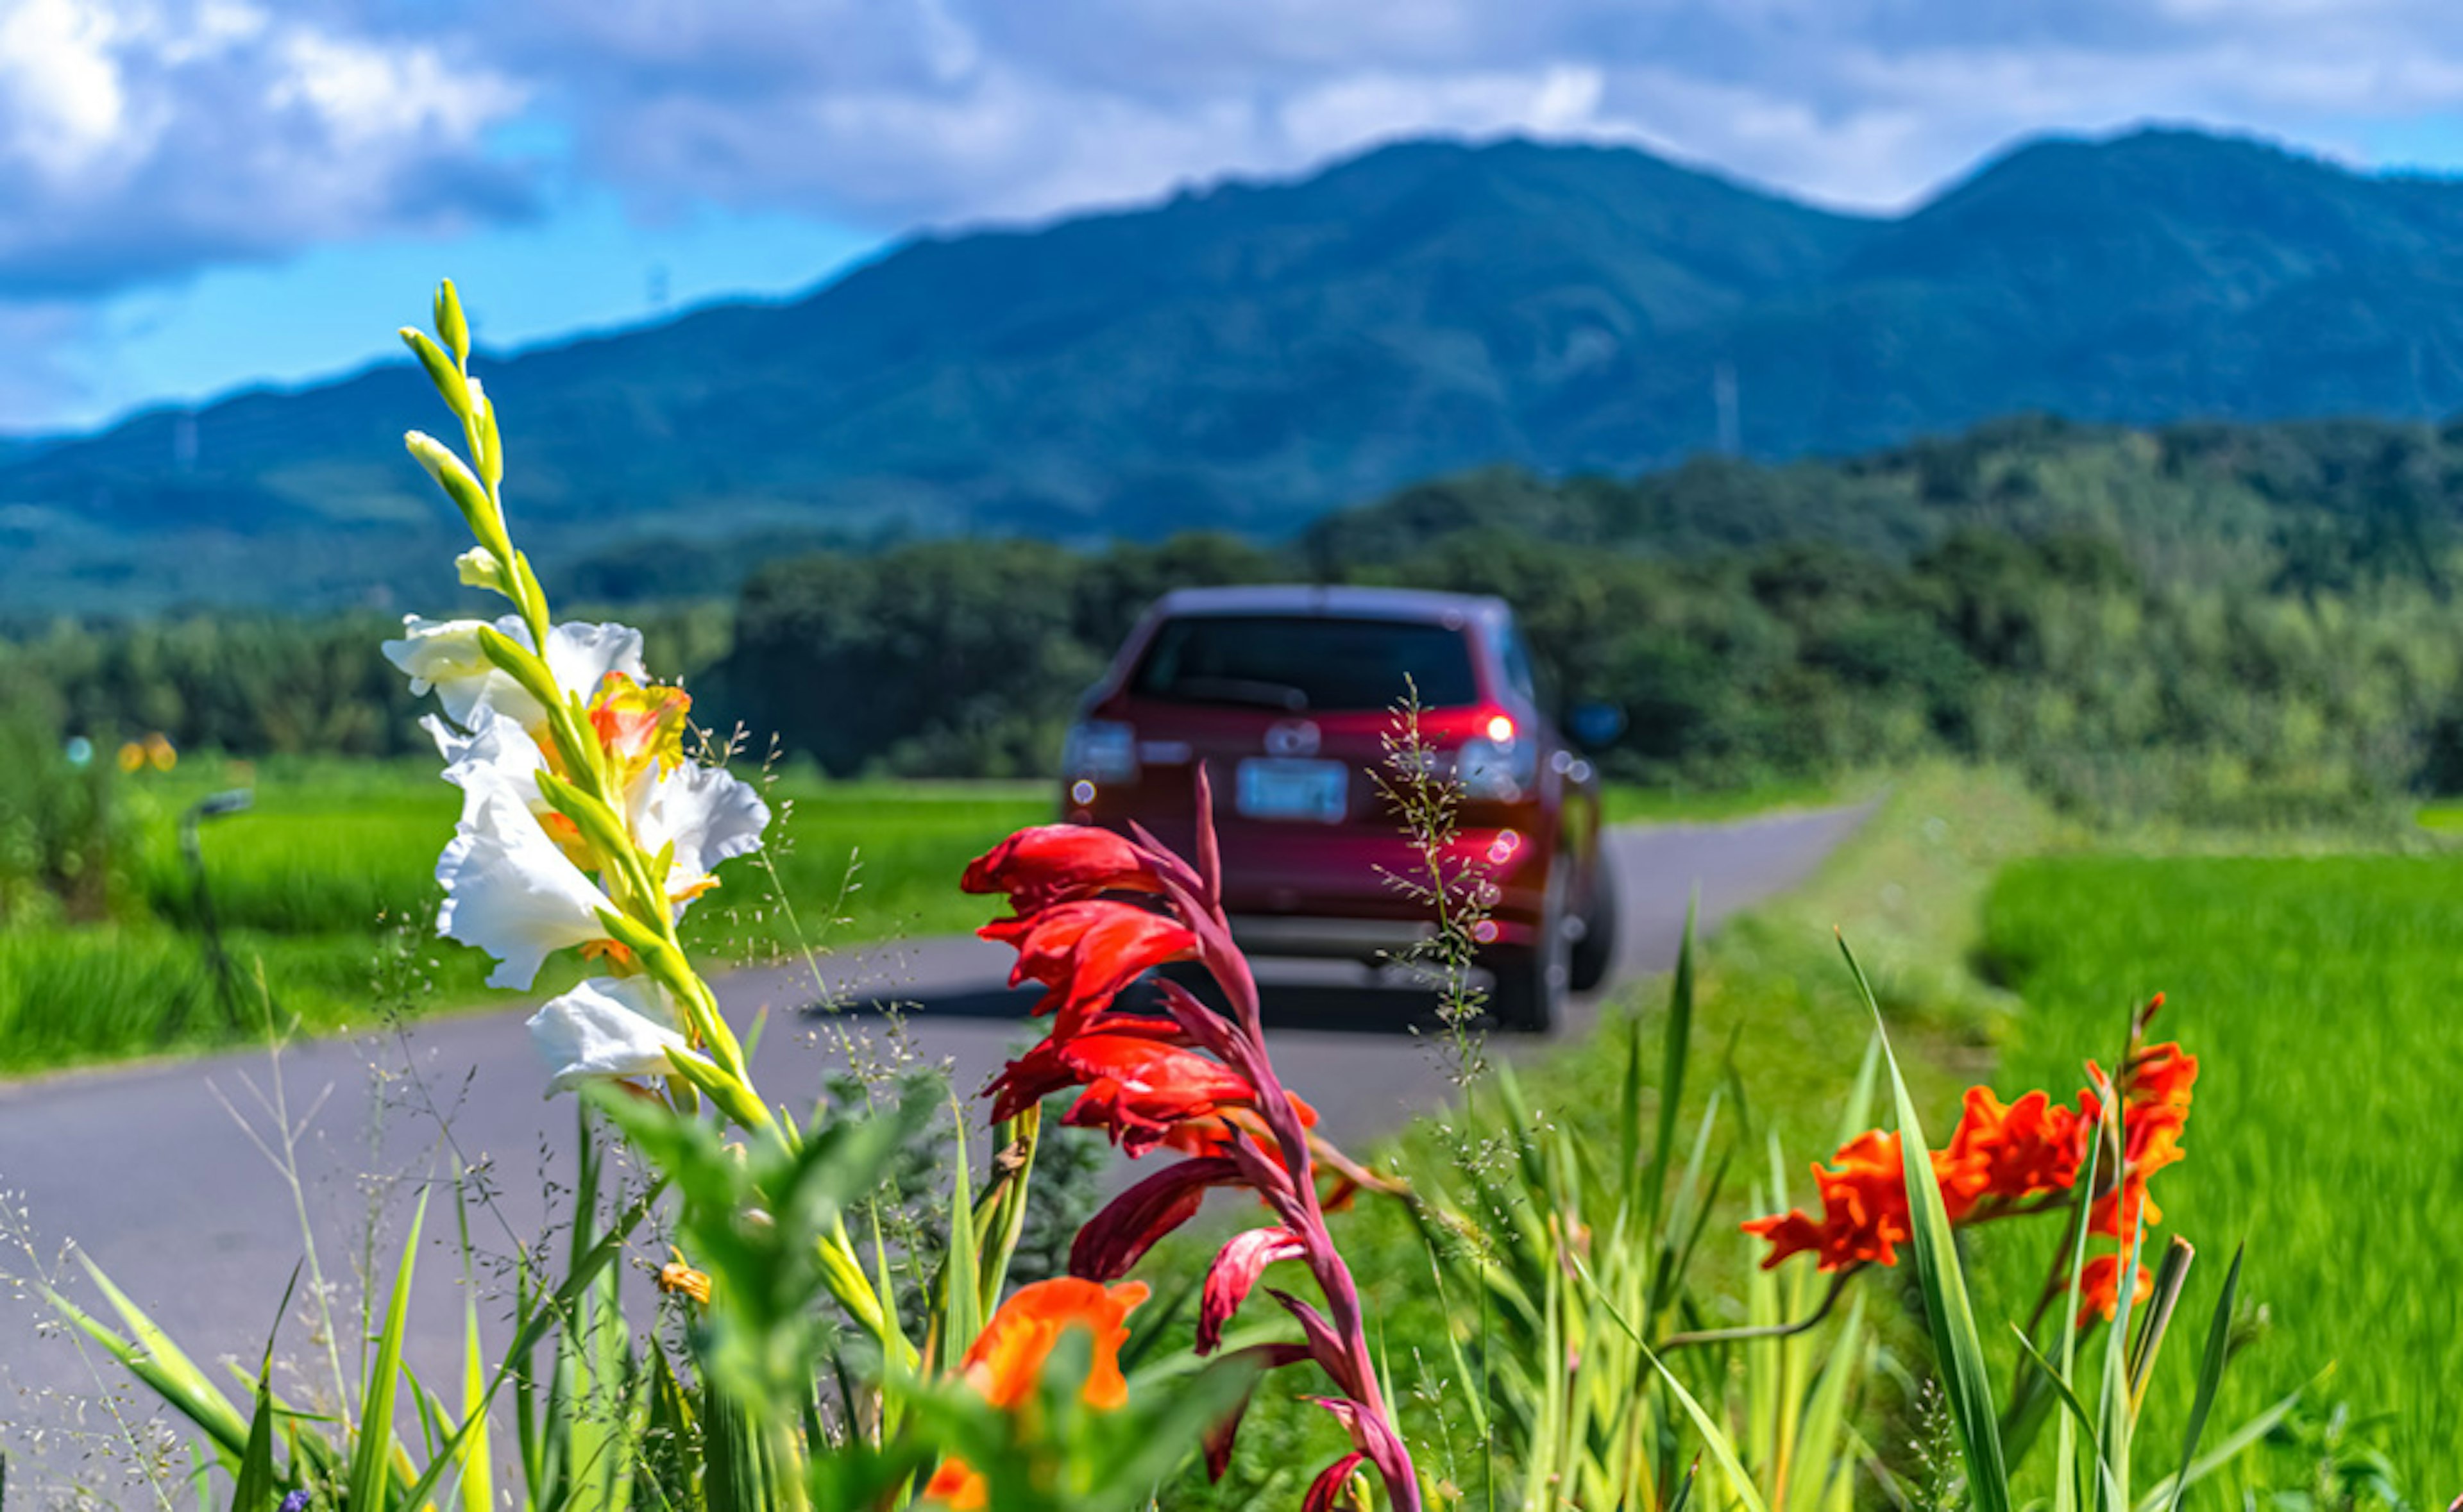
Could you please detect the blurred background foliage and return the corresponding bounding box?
[14,411,2463,830]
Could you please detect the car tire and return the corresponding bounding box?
[1568,846,1620,994]
[1486,865,1569,1034]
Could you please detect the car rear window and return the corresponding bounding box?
[1130,615,1480,711]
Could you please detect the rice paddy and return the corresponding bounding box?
[1979,852,2463,1488]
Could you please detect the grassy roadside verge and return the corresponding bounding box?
[0,755,1050,1077]
[1187,764,2067,1506]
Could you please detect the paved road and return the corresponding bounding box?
[0,805,1862,1472]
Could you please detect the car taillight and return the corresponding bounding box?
[1455,723,1536,801]
[1063,719,1140,783]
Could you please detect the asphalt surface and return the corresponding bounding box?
[0,804,1864,1475]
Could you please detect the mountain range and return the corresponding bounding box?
[13,124,2463,612]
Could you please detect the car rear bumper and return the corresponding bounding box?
[1228,914,1437,959]
[1199,824,1556,959]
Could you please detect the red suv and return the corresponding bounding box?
[1058,585,1616,1030]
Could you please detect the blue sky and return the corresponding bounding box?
[14,0,2463,435]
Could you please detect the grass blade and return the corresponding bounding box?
[1642,896,1698,1236]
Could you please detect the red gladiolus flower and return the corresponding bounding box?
[922,1277,1149,1509]
[984,1013,1191,1123]
[963,824,1161,913]
[1303,1454,1368,1512]
[1198,1227,1307,1354]
[980,899,1196,1036]
[2123,1040,2198,1112]
[1156,1091,1320,1163]
[1072,1156,1248,1282]
[967,798,1423,1512]
[1053,1035,1269,1157]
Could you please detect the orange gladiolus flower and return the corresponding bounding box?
[2076,1253,2153,1327]
[1746,1029,2199,1273]
[1942,1086,2085,1207]
[1742,1130,1924,1272]
[922,1278,1151,1509]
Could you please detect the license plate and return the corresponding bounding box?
[1236,758,1348,823]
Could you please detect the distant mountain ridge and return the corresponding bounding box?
[13,124,2463,612]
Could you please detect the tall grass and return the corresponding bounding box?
[1981,853,2463,1486]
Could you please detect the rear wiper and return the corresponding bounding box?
[1169,676,1309,710]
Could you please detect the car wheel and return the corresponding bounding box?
[1568,846,1620,994]
[1486,865,1569,1034]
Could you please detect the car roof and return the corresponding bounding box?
[1148,584,1509,624]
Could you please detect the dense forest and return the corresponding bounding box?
[14,411,2463,824]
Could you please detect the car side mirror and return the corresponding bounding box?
[1566,701,1625,750]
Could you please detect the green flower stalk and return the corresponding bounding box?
[385,279,914,1368]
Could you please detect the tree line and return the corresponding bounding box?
[14,411,2463,823]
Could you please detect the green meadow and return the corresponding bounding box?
[1979,852,2463,1488]
[0,756,1049,1075]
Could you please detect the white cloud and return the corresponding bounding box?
[0,0,135,180]
[0,0,530,294]
[470,0,2463,231]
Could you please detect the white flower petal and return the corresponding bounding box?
[436,784,613,989]
[629,761,771,906]
[384,614,538,729]
[540,621,647,708]
[527,977,691,1095]
[439,708,548,822]
[383,615,646,731]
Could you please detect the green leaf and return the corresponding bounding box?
[1570,1250,1768,1512]
[2133,1375,2310,1512]
[392,1180,665,1512]
[938,1104,987,1375]
[1642,895,1697,1236]
[456,1177,495,1512]
[2163,1242,2244,1512]
[349,1182,430,1512]
[48,1259,251,1462]
[1837,931,2013,1512]
[233,1264,301,1512]
[2008,1325,2120,1510]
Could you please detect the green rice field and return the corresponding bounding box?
[0,755,1050,1075]
[1979,852,2463,1488]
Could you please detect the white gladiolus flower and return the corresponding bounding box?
[383,615,645,731]
[437,783,614,989]
[527,976,700,1095]
[628,759,771,905]
[430,708,548,817]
